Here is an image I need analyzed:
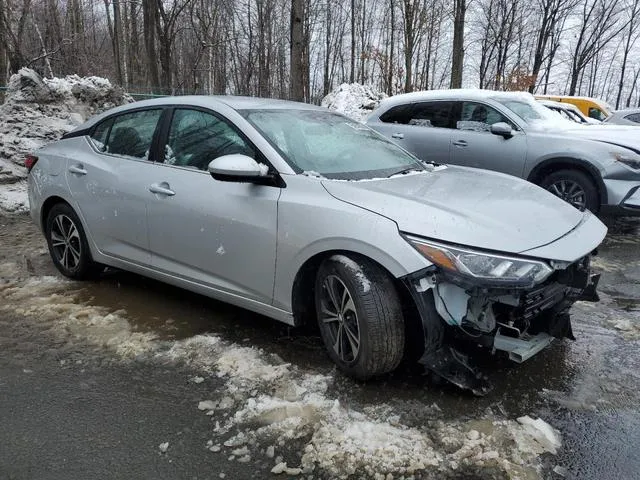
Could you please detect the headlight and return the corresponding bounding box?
[406,236,553,285]
[612,151,640,170]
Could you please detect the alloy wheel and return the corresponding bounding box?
[319,275,361,364]
[50,214,82,271]
[546,179,587,210]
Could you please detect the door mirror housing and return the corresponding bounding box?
[208,154,270,183]
[490,122,514,138]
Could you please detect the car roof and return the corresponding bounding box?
[610,107,640,117]
[117,95,323,111]
[376,89,535,110]
[76,95,326,131]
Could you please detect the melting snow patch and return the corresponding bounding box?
[516,416,562,455]
[332,254,371,293]
[0,181,28,213]
[0,264,562,478]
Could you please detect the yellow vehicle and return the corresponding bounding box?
[534,95,612,121]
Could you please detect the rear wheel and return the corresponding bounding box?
[540,169,599,212]
[314,254,405,380]
[45,203,102,279]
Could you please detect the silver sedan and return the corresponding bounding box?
[27,96,605,389]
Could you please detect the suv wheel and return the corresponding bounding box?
[540,169,599,212]
[314,254,405,380]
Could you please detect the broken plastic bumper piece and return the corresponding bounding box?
[493,331,553,363]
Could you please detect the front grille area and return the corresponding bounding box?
[519,281,568,321]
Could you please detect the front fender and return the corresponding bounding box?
[271,176,430,312]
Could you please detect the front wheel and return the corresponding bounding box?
[314,254,405,380]
[540,169,599,212]
[45,203,102,279]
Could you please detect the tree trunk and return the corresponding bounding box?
[290,0,304,100]
[350,0,355,83]
[450,0,465,88]
[143,0,160,92]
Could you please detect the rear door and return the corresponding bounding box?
[449,101,527,177]
[370,101,455,164]
[66,108,163,265]
[146,107,280,304]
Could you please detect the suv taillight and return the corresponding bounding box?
[25,155,38,173]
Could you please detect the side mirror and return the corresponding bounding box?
[208,154,269,183]
[490,122,513,138]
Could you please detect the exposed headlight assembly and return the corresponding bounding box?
[612,151,640,170]
[406,236,554,286]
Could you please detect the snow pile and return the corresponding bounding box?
[0,68,132,212]
[321,83,387,122]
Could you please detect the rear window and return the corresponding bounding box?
[90,109,162,159]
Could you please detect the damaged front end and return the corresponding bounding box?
[402,236,600,395]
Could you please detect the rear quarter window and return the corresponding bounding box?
[379,104,414,124]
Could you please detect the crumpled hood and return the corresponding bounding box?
[562,125,640,152]
[322,166,587,255]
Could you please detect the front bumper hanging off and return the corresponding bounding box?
[402,257,600,395]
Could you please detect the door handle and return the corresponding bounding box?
[391,133,405,139]
[452,140,468,147]
[149,182,175,196]
[68,164,87,175]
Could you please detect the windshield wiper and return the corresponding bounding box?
[387,166,424,177]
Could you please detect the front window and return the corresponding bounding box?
[164,109,255,170]
[457,101,516,131]
[241,109,425,180]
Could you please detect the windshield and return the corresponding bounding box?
[241,109,425,180]
[492,95,574,128]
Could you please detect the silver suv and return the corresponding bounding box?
[367,90,640,215]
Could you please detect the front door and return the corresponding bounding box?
[146,108,280,304]
[449,101,527,177]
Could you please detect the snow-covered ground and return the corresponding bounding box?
[321,83,387,122]
[0,68,131,213]
[0,257,563,478]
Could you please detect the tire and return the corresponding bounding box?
[45,203,102,279]
[314,254,405,380]
[540,169,599,212]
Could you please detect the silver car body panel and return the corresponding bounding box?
[320,166,604,260]
[367,90,640,213]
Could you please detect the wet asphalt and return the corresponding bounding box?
[1,213,640,479]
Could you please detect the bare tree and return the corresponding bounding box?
[615,0,640,108]
[568,0,628,95]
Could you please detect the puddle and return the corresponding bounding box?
[613,297,640,312]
